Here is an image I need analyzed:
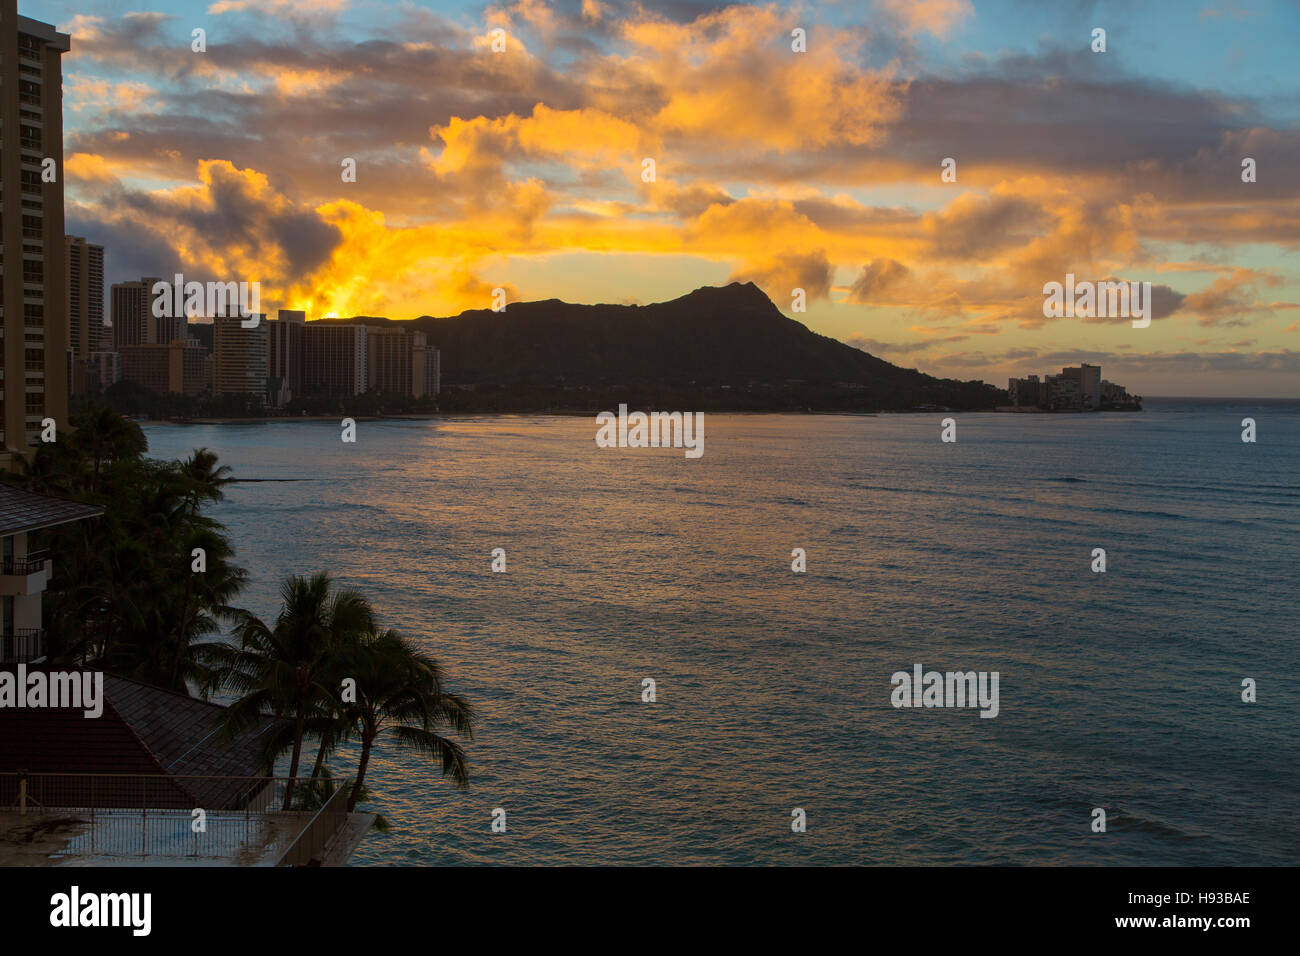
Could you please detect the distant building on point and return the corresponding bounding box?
[1007,363,1138,411]
[1059,363,1101,409]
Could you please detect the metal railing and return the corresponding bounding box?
[1,550,48,575]
[279,779,355,866]
[0,628,45,663]
[0,773,356,864]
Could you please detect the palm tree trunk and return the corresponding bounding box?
[283,709,306,809]
[310,731,331,779]
[171,574,195,687]
[347,734,374,812]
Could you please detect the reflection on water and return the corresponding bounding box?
[143,401,1300,865]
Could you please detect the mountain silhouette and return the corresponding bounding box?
[338,282,1000,410]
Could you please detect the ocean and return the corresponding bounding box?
[141,398,1300,865]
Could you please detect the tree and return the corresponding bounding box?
[208,573,375,809]
[179,447,234,508]
[337,628,474,812]
[5,404,247,689]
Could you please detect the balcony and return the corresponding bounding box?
[0,628,44,663]
[0,549,49,595]
[0,773,374,866]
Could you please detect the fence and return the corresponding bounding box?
[0,772,355,865]
[279,778,355,866]
[0,629,45,663]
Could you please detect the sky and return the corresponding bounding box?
[27,0,1300,396]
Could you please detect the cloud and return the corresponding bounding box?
[876,0,974,37]
[729,250,834,302]
[208,0,350,24]
[848,334,969,356]
[921,190,1046,259]
[47,0,1300,387]
[846,258,911,304]
[65,76,161,114]
[72,159,341,308]
[1178,268,1283,326]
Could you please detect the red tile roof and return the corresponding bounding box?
[0,668,281,809]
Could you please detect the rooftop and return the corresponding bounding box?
[0,669,280,808]
[0,482,103,538]
[17,15,71,52]
[0,671,375,864]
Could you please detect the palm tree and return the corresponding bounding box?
[165,524,248,689]
[338,628,475,812]
[210,573,375,808]
[72,404,149,494]
[179,448,234,510]
[9,408,248,684]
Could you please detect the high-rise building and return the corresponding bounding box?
[423,345,440,397]
[110,277,165,348]
[84,349,120,394]
[155,293,185,346]
[212,315,267,399]
[1,6,70,456]
[1045,373,1083,410]
[301,323,366,396]
[65,236,105,357]
[1081,363,1101,409]
[187,319,214,354]
[118,344,170,396]
[267,309,305,406]
[120,340,210,397]
[1007,374,1045,408]
[367,326,435,397]
[1061,363,1101,409]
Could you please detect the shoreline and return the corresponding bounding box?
[142,409,990,425]
[128,397,1285,427]
[136,406,1180,426]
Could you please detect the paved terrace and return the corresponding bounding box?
[0,774,374,866]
